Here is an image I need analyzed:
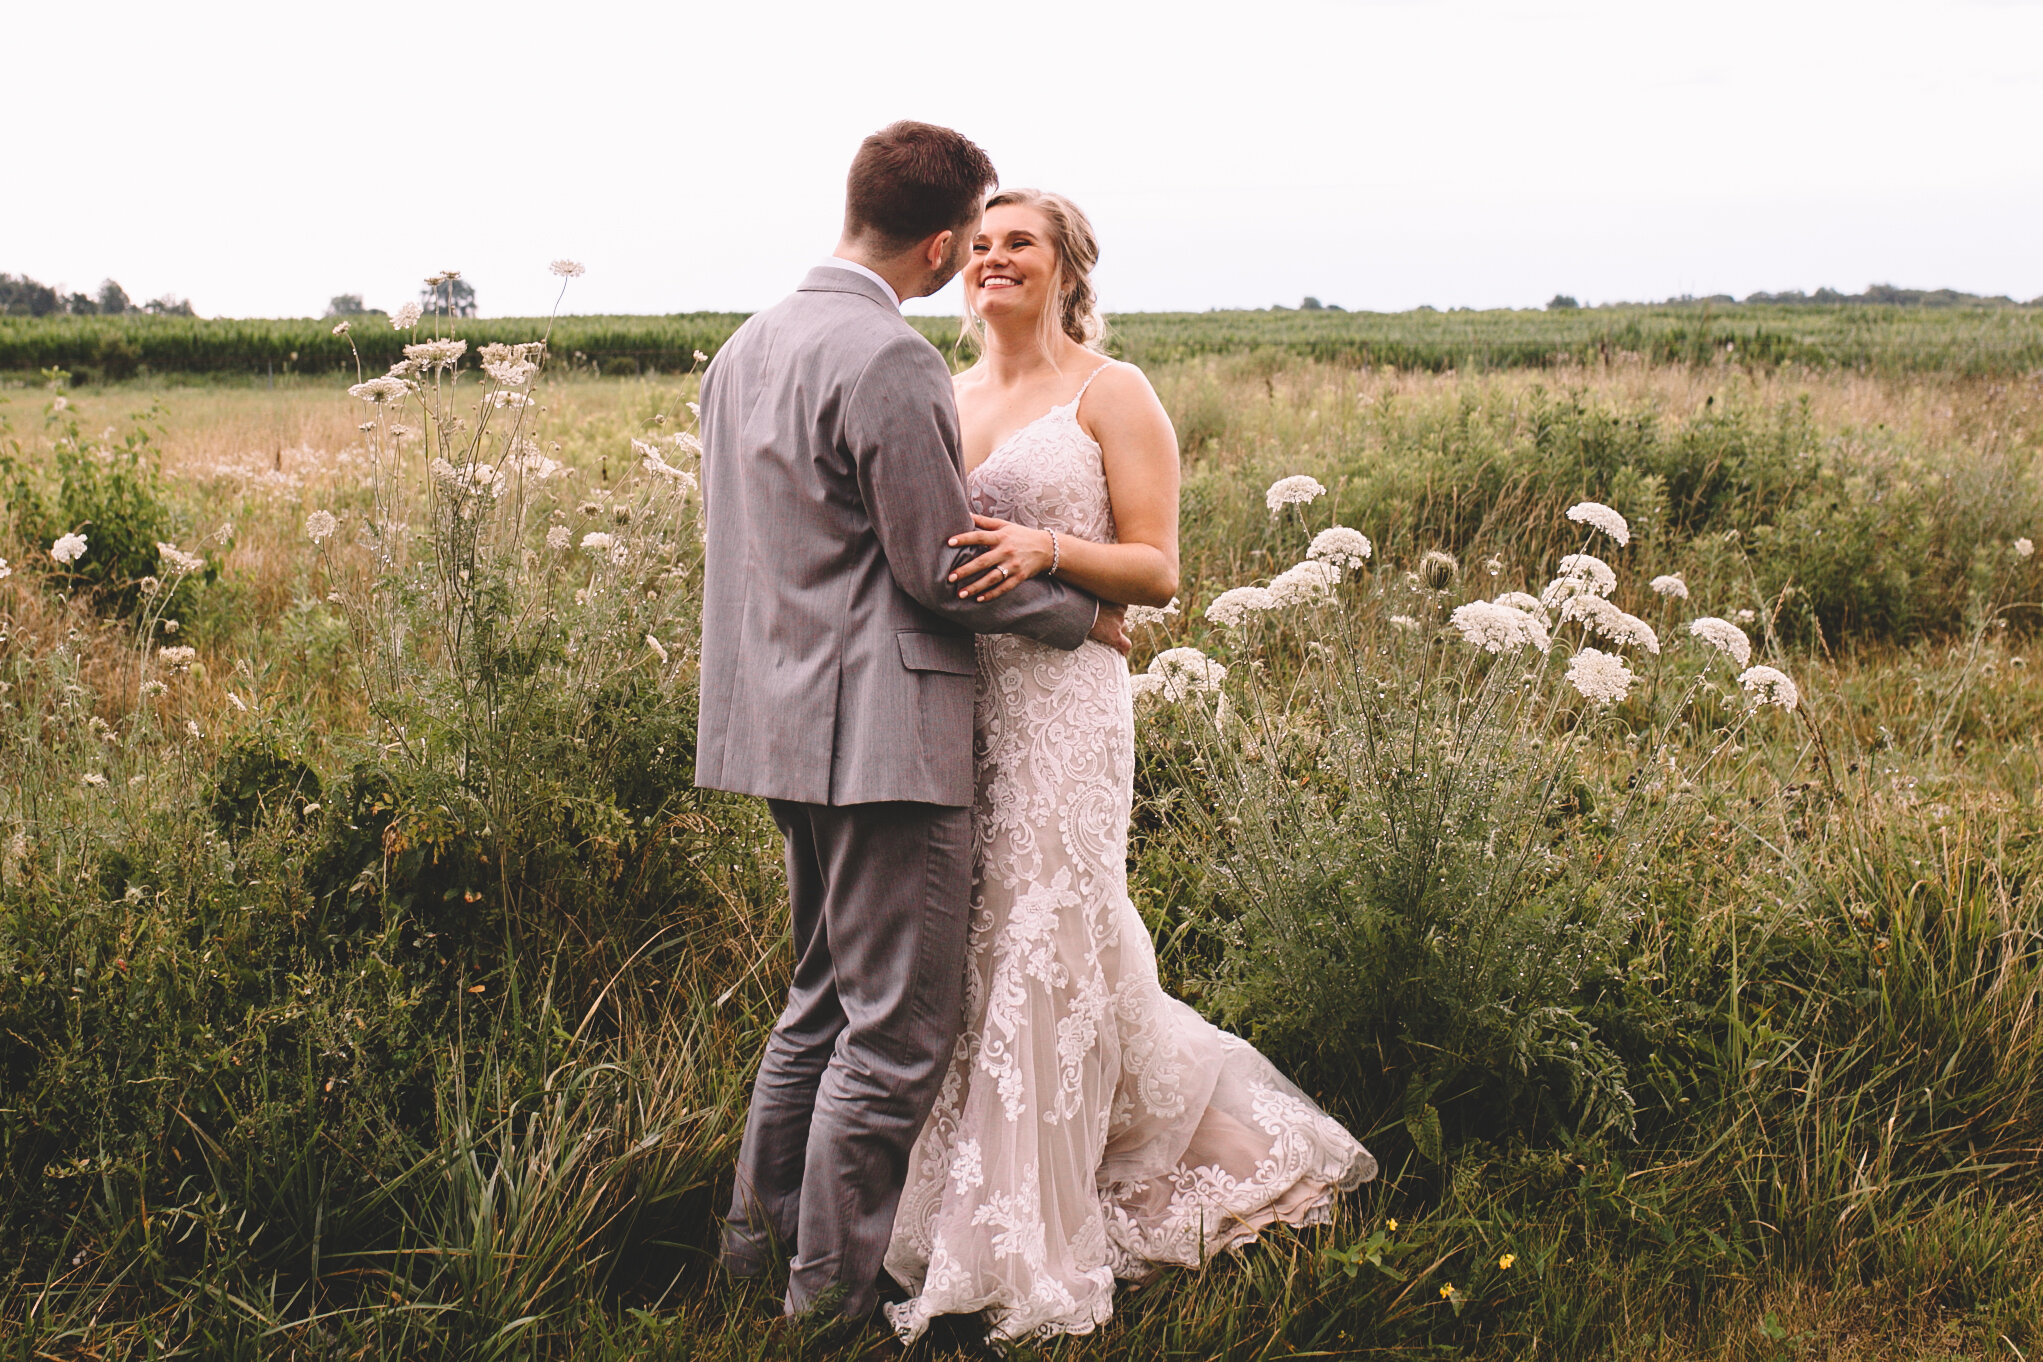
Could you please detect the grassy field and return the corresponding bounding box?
[1,353,2041,1360]
[5,300,2043,384]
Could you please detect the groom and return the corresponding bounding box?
[695,121,1125,1323]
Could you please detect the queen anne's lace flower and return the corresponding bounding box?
[1389,614,1419,631]
[1560,594,1660,653]
[1125,599,1180,628]
[331,320,350,336]
[2017,537,2035,559]
[404,338,467,370]
[545,524,571,551]
[1491,590,1549,622]
[304,511,338,544]
[549,259,586,278]
[1308,526,1373,569]
[81,772,107,788]
[0,557,10,581]
[1269,559,1342,606]
[1566,501,1631,546]
[1688,616,1752,667]
[50,532,88,565]
[390,301,423,329]
[479,341,542,386]
[1129,672,1166,702]
[158,645,197,670]
[1148,647,1226,701]
[349,375,413,404]
[1264,475,1326,512]
[156,541,206,575]
[646,634,669,664]
[1419,550,1459,590]
[1650,574,1689,599]
[1204,586,1279,628]
[1539,553,1618,608]
[1738,664,1799,711]
[579,531,616,555]
[1566,647,1635,705]
[1450,600,1551,653]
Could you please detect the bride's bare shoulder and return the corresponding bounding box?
[1078,358,1169,432]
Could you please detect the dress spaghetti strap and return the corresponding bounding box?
[1068,360,1118,419]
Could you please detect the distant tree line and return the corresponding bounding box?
[1558,284,2040,310]
[0,273,193,317]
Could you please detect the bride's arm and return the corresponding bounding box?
[947,366,1180,609]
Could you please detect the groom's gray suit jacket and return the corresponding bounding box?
[694,267,1097,807]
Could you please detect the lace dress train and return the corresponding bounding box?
[883,366,1376,1344]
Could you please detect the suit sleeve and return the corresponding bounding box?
[846,335,1098,650]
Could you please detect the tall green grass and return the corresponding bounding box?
[2,356,2041,1357]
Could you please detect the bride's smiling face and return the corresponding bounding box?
[967,204,1059,323]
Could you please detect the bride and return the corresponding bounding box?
[881,189,1377,1344]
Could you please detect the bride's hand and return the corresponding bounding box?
[946,514,1055,602]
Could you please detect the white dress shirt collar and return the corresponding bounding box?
[817,256,902,311]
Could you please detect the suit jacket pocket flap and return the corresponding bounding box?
[897,631,977,676]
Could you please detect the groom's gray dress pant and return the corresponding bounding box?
[723,797,973,1319]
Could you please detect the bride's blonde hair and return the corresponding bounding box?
[965,188,1107,359]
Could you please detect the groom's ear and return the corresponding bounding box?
[921,229,955,270]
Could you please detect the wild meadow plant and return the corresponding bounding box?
[1133,485,1805,1156]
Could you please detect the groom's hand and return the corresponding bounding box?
[1088,604,1131,656]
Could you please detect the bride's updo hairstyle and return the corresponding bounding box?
[972,188,1108,356]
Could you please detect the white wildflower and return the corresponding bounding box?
[156,541,206,575]
[1738,664,1800,711]
[1148,647,1227,701]
[357,421,375,433]
[1492,591,1549,622]
[404,338,467,371]
[2017,537,2035,559]
[1735,608,1757,623]
[1419,550,1459,591]
[545,525,571,552]
[1205,586,1280,628]
[489,390,530,409]
[158,645,197,671]
[1389,614,1419,631]
[1650,574,1689,599]
[227,692,248,712]
[1688,616,1752,668]
[1268,559,1343,607]
[348,375,413,404]
[1126,599,1180,628]
[1566,501,1631,547]
[304,510,338,544]
[579,531,616,556]
[646,634,669,664]
[479,341,542,386]
[1307,526,1373,570]
[140,679,167,698]
[52,395,69,413]
[1560,595,1660,653]
[186,720,202,739]
[81,772,107,788]
[692,350,708,364]
[549,259,586,278]
[331,320,350,336]
[635,439,698,492]
[1264,474,1326,513]
[1450,600,1551,654]
[390,301,422,329]
[0,557,9,580]
[161,619,179,634]
[50,532,89,565]
[1566,647,1636,705]
[1130,672,1166,702]
[670,431,704,458]
[1539,552,1617,608]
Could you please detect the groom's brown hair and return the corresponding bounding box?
[844,121,998,252]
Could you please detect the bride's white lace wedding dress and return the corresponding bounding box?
[883,363,1376,1344]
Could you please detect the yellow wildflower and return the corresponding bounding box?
[1386,1219,1398,1232]
[1498,1253,1516,1269]
[1439,1283,1454,1300]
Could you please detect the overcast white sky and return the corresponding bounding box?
[5,0,2038,319]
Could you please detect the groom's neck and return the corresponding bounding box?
[832,241,918,304]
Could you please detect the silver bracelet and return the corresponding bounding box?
[1048,529,1061,577]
